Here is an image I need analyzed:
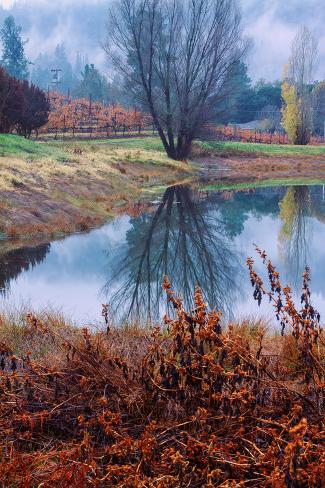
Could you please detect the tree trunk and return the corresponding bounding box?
[175,134,192,160]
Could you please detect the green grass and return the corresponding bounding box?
[0,135,171,165]
[197,140,325,156]
[0,135,181,169]
[82,137,165,152]
[72,137,325,157]
[47,136,166,154]
[201,177,325,192]
[56,136,187,169]
[0,134,162,160]
[0,134,67,160]
[3,134,325,161]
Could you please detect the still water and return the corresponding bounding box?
[1,184,325,326]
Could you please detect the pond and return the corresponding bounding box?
[1,183,325,326]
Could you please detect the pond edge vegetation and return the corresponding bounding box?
[0,248,324,486]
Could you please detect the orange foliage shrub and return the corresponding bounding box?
[39,92,152,137]
[0,249,324,486]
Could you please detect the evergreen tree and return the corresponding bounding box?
[74,64,108,102]
[53,44,73,93]
[107,74,131,106]
[228,62,255,123]
[254,80,282,111]
[30,44,74,95]
[31,53,50,90]
[74,52,88,82]
[313,81,325,135]
[216,62,255,124]
[0,16,29,80]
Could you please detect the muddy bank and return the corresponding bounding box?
[196,153,325,186]
[0,158,191,241]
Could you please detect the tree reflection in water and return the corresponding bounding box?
[279,186,311,288]
[105,185,243,323]
[0,243,51,296]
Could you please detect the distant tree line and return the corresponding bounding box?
[0,15,49,137]
[1,11,325,147]
[0,66,49,136]
[216,61,283,129]
[31,49,130,106]
[0,15,128,109]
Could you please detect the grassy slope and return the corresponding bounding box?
[197,139,325,156]
[0,134,168,164]
[0,135,191,238]
[0,134,67,159]
[2,134,325,238]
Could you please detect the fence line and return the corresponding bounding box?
[205,125,325,145]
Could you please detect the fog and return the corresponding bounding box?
[0,0,324,81]
[244,0,325,80]
[0,0,108,73]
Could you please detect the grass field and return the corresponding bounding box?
[0,134,169,163]
[61,136,166,153]
[197,139,325,156]
[0,134,68,159]
[3,133,325,162]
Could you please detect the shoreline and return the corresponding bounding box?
[2,134,325,247]
[0,135,193,243]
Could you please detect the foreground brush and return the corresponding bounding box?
[0,249,324,487]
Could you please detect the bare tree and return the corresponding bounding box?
[289,26,317,93]
[104,185,243,323]
[0,243,50,296]
[105,0,247,160]
[286,26,318,144]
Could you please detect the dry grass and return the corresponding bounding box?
[0,305,76,360]
[0,136,192,238]
[0,259,324,486]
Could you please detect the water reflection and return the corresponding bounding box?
[105,185,243,322]
[0,184,325,324]
[278,186,311,288]
[0,243,50,296]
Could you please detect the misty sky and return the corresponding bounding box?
[0,0,324,81]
